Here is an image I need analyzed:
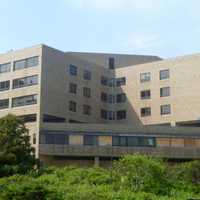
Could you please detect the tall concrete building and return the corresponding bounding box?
[1,44,200,166]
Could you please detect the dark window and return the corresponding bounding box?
[161,104,171,115]
[101,92,107,102]
[20,114,37,123]
[141,107,151,117]
[160,87,170,97]
[0,63,11,73]
[160,69,169,80]
[84,135,98,146]
[83,105,91,115]
[108,94,115,103]
[69,83,77,94]
[0,99,9,110]
[101,76,108,86]
[116,77,126,86]
[108,57,115,69]
[0,80,10,91]
[112,136,127,146]
[12,94,37,107]
[69,64,77,76]
[141,90,151,99]
[33,134,36,145]
[69,119,86,123]
[108,111,115,120]
[13,75,38,89]
[140,72,150,82]
[69,101,76,112]
[83,87,91,98]
[83,70,91,80]
[116,93,126,103]
[43,114,66,123]
[54,134,68,145]
[14,56,39,70]
[117,110,126,120]
[101,109,107,119]
[127,137,138,146]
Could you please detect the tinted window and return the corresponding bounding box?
[13,75,38,89]
[141,107,151,117]
[12,94,37,107]
[141,90,151,99]
[0,81,10,91]
[160,69,169,80]
[69,64,77,76]
[84,135,98,146]
[83,70,91,80]
[0,99,9,110]
[69,101,76,112]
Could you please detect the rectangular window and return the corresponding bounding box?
[101,92,107,102]
[112,136,127,146]
[83,70,92,80]
[101,109,107,119]
[108,111,115,120]
[117,110,126,120]
[108,57,115,69]
[141,107,151,117]
[19,114,37,123]
[140,72,151,83]
[83,87,91,98]
[69,101,76,112]
[69,83,77,94]
[161,104,171,115]
[116,77,126,86]
[0,99,9,110]
[14,56,39,71]
[84,135,98,146]
[83,105,91,115]
[101,76,108,86]
[13,75,38,89]
[160,87,170,97]
[12,94,37,107]
[0,63,11,74]
[69,64,77,76]
[0,80,10,91]
[141,90,151,99]
[116,93,126,103]
[160,69,169,80]
[108,94,115,103]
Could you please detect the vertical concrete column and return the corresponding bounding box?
[94,156,100,167]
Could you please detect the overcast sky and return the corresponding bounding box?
[0,0,200,58]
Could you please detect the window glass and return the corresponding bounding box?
[84,135,98,145]
[69,64,77,76]
[160,87,170,97]
[108,57,115,69]
[69,101,76,112]
[161,104,171,115]
[13,75,38,89]
[116,77,126,86]
[101,76,108,86]
[141,107,151,117]
[101,109,107,119]
[116,93,126,103]
[117,110,126,120]
[12,94,37,107]
[140,72,151,83]
[69,83,77,94]
[83,87,91,98]
[141,90,151,99]
[101,92,107,102]
[0,99,9,110]
[14,56,39,70]
[0,81,10,91]
[0,63,11,73]
[83,70,92,80]
[160,69,169,80]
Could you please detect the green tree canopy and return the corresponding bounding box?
[0,114,38,177]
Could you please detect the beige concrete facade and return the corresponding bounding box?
[1,44,200,164]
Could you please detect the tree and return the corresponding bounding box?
[0,114,38,177]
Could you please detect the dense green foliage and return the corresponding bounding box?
[0,155,200,200]
[0,114,38,177]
